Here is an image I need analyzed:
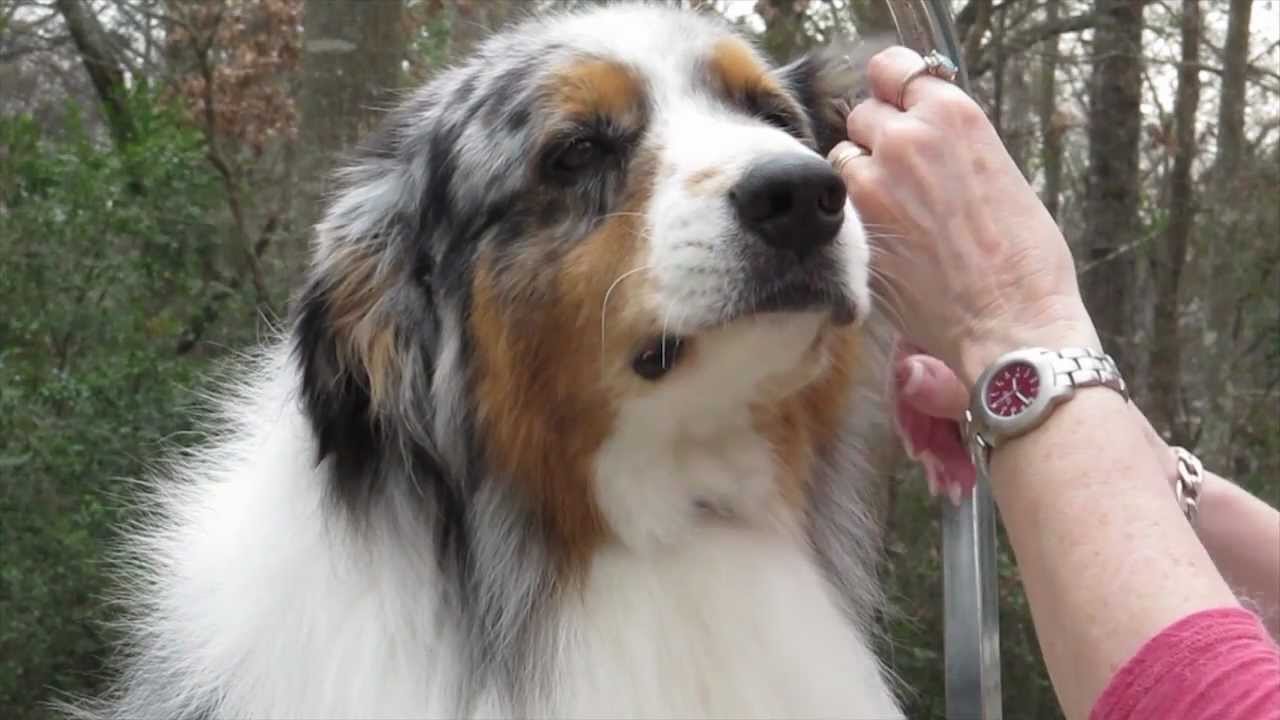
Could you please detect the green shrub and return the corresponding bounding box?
[0,96,232,719]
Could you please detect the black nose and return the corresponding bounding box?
[729,153,847,257]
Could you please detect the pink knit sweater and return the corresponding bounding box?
[1090,607,1280,720]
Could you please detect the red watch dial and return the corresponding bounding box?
[985,361,1041,417]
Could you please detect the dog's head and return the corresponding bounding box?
[294,2,887,561]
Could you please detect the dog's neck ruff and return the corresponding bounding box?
[77,338,901,719]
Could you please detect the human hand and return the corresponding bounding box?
[831,47,1100,386]
[889,346,975,504]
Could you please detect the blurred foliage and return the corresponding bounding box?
[0,91,256,718]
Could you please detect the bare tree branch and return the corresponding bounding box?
[970,10,1105,78]
[1148,0,1201,444]
[183,3,273,313]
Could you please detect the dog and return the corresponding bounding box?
[72,3,905,718]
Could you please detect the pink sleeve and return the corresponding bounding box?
[1090,607,1280,720]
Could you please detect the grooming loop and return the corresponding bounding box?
[880,1,1002,718]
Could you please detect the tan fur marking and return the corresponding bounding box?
[325,245,401,413]
[753,329,862,510]
[470,154,659,568]
[707,37,784,101]
[552,58,645,120]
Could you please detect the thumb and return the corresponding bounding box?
[895,353,969,421]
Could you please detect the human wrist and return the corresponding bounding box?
[955,313,1101,389]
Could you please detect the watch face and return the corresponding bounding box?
[985,361,1041,417]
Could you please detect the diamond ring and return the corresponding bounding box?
[896,50,960,110]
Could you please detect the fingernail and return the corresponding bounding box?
[896,357,924,397]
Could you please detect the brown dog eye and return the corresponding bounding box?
[554,138,603,174]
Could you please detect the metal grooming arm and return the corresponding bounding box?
[881,1,1004,718]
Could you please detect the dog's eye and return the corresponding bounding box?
[553,138,605,174]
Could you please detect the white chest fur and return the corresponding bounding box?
[566,313,901,718]
[546,526,903,719]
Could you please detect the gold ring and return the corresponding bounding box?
[832,144,870,175]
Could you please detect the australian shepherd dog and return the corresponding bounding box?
[74,2,906,718]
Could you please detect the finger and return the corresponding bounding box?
[895,353,969,420]
[827,141,870,181]
[867,45,961,111]
[845,97,902,152]
[890,378,976,506]
[829,141,882,212]
[867,46,924,108]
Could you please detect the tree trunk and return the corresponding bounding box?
[1080,0,1145,375]
[1148,0,1201,445]
[962,0,993,71]
[992,2,1033,177]
[1036,0,1064,220]
[55,0,135,149]
[1213,0,1252,183]
[447,0,516,62]
[755,0,810,62]
[297,0,408,234]
[991,0,1007,139]
[1198,0,1253,461]
[849,0,896,34]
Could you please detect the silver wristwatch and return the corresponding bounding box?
[962,347,1129,478]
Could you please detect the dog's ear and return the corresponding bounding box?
[291,120,438,504]
[293,240,405,485]
[776,34,896,157]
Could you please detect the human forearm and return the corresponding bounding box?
[1195,469,1280,636]
[1129,406,1280,635]
[986,387,1239,720]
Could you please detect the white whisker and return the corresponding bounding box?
[600,264,655,366]
[865,264,910,331]
[598,210,647,222]
[661,304,673,368]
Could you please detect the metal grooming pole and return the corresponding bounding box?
[881,2,1003,718]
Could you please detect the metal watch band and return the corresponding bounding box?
[1172,446,1204,525]
[1046,347,1127,396]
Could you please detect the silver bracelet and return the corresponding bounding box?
[1172,446,1204,525]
